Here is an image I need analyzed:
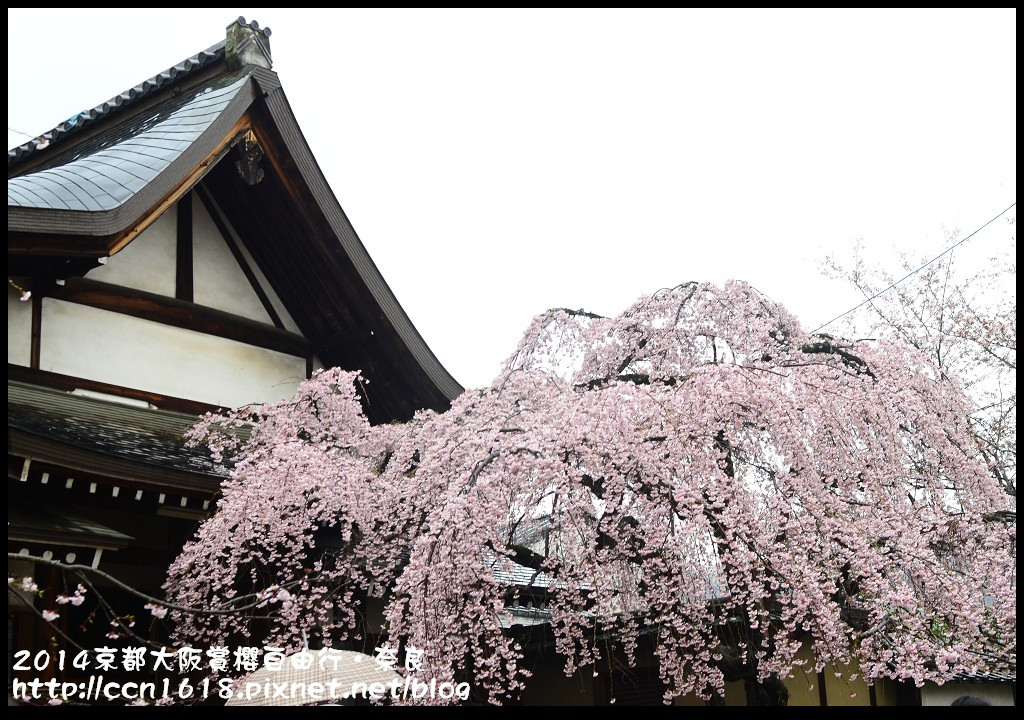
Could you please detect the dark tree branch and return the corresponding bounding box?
[548,307,605,320]
[8,553,296,616]
[800,340,876,378]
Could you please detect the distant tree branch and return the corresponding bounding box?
[8,553,296,617]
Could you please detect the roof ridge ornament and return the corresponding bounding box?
[225,16,273,71]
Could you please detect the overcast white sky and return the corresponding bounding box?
[8,8,1017,388]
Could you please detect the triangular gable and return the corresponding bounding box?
[81,192,296,329]
[8,19,463,422]
[191,194,275,326]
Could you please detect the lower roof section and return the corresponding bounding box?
[8,380,230,494]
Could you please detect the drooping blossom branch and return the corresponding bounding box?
[162,280,1014,705]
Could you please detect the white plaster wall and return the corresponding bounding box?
[921,682,1015,706]
[193,198,274,324]
[39,300,306,407]
[8,291,32,366]
[229,232,303,335]
[86,207,177,296]
[195,187,302,334]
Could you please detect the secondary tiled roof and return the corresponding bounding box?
[953,671,1017,683]
[8,71,250,212]
[8,43,225,167]
[491,556,557,589]
[8,380,229,478]
[499,605,553,629]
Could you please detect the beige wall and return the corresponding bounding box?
[87,208,177,296]
[29,192,315,407]
[39,300,306,407]
[8,286,32,366]
[823,659,871,706]
[193,188,303,334]
[875,676,918,706]
[192,197,273,324]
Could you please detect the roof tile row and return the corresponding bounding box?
[8,44,225,167]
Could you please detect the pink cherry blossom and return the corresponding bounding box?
[165,280,1015,705]
[144,602,169,619]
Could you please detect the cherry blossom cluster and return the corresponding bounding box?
[167,280,1015,703]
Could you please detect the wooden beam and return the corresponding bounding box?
[7,232,108,257]
[194,183,285,329]
[47,277,309,358]
[105,116,253,257]
[8,364,223,416]
[176,191,193,302]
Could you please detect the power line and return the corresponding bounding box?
[812,202,1017,334]
[7,126,37,140]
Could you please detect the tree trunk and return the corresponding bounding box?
[743,674,789,706]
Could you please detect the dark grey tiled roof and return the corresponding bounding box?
[8,43,226,167]
[499,605,553,629]
[8,380,228,478]
[491,556,556,589]
[8,71,251,212]
[953,671,1017,683]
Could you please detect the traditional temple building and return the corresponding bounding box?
[8,16,461,670]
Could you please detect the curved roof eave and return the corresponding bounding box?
[8,61,464,406]
[251,69,464,403]
[8,72,258,241]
